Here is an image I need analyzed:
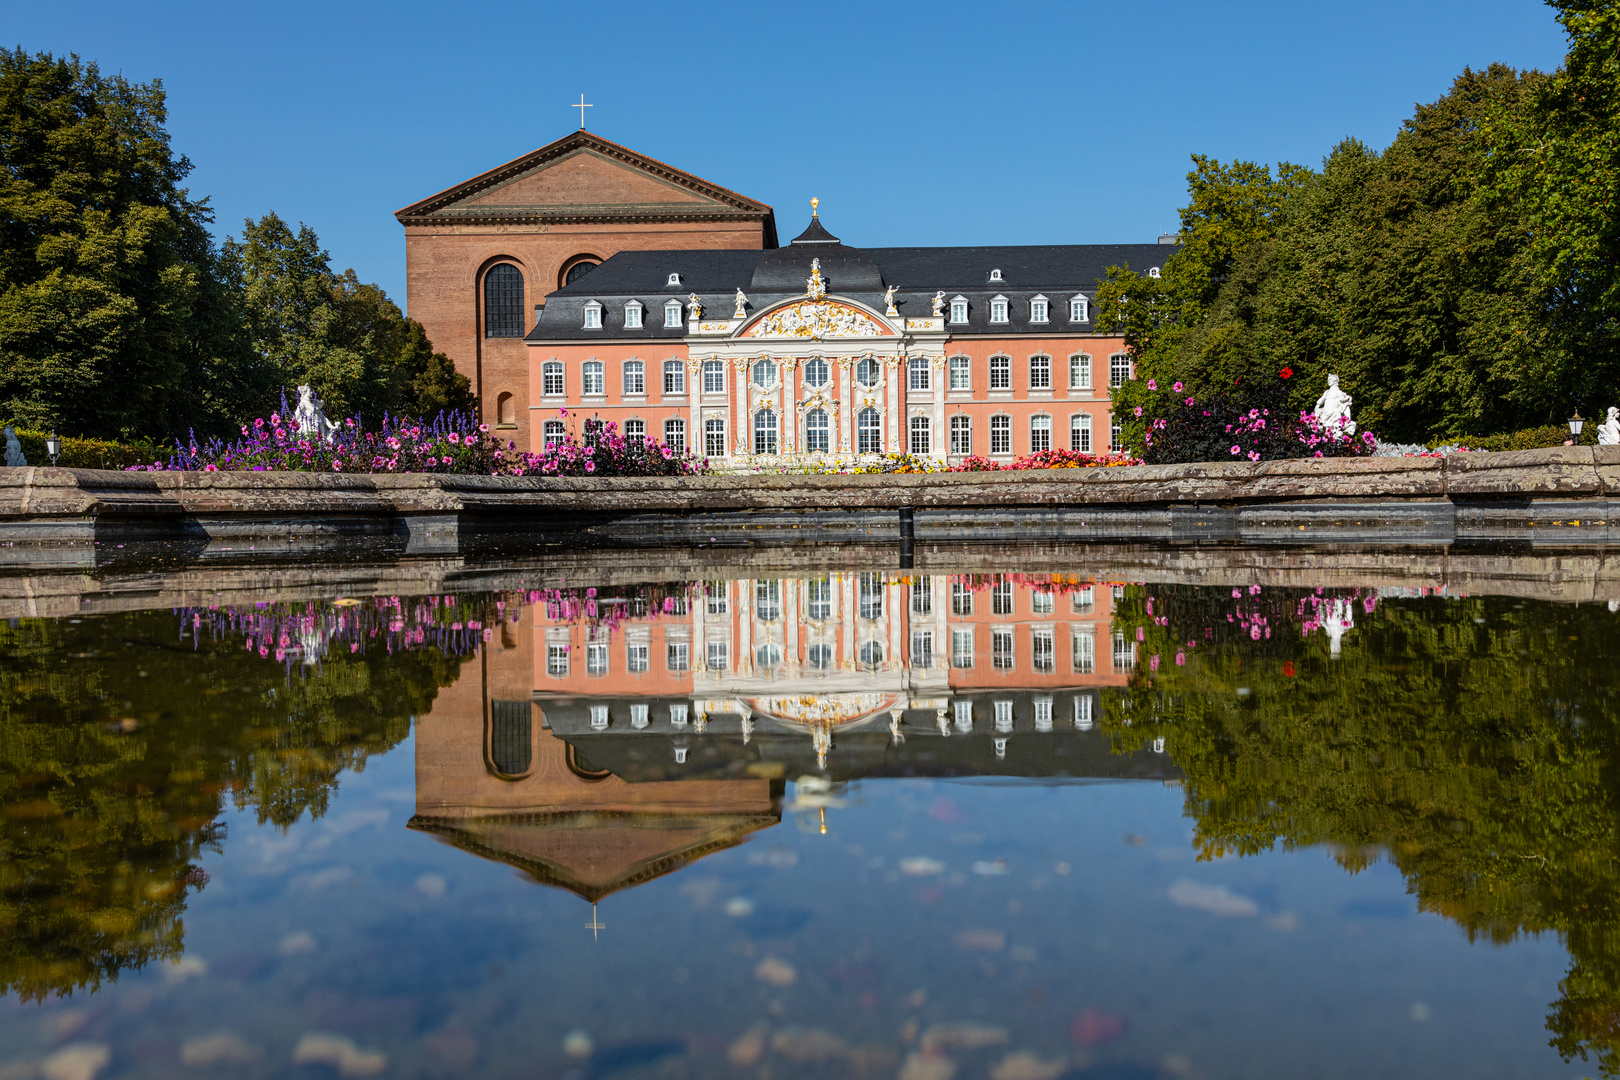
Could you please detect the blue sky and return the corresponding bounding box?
[11,0,1570,311]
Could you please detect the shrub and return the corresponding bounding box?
[952,450,1142,471]
[1450,425,1587,452]
[5,428,164,470]
[1137,370,1377,463]
[519,418,706,476]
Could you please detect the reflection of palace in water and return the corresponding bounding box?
[411,575,1176,901]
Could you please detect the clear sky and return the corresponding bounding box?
[10,0,1571,312]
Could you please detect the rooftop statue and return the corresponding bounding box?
[3,425,24,467]
[687,293,703,320]
[931,291,946,317]
[1313,374,1356,436]
[1599,407,1620,447]
[292,385,337,444]
[807,258,826,301]
[733,289,747,319]
[883,286,899,317]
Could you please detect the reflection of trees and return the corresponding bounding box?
[0,610,466,1001]
[1103,585,1620,1073]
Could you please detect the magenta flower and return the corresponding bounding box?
[1230,445,1240,455]
[1147,379,1157,390]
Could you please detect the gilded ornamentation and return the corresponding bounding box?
[807,258,827,301]
[747,301,882,340]
[931,291,946,316]
[687,293,703,320]
[884,285,899,316]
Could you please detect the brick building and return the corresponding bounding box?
[400,130,1173,461]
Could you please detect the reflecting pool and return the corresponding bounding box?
[2,564,1616,1078]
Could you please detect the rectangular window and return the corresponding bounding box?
[953,701,973,731]
[589,705,609,730]
[950,298,968,323]
[1032,630,1055,673]
[1029,355,1051,390]
[950,415,972,456]
[542,420,565,448]
[623,362,645,395]
[1070,297,1088,322]
[1112,633,1135,672]
[990,298,1008,323]
[911,631,933,669]
[1030,415,1051,452]
[1071,413,1092,452]
[705,580,727,614]
[753,409,778,454]
[543,362,564,396]
[951,582,973,615]
[1074,694,1094,730]
[1031,591,1054,615]
[911,578,932,614]
[908,355,931,391]
[546,644,569,677]
[663,360,685,394]
[1073,632,1095,674]
[806,577,833,620]
[667,641,689,671]
[627,641,649,673]
[1111,417,1123,452]
[755,579,781,621]
[706,640,729,671]
[1034,696,1053,731]
[994,700,1014,731]
[949,355,971,390]
[624,419,645,444]
[992,630,1014,670]
[989,355,1011,390]
[858,573,883,620]
[1070,354,1092,389]
[1110,354,1132,388]
[582,361,604,396]
[909,416,931,455]
[625,304,642,329]
[705,418,726,456]
[586,641,608,676]
[804,409,829,452]
[1072,586,1094,613]
[630,704,649,729]
[665,302,683,327]
[583,305,602,329]
[703,360,726,394]
[992,580,1014,615]
[990,414,1011,455]
[670,703,689,726]
[951,628,975,668]
[1031,298,1048,323]
[664,418,686,453]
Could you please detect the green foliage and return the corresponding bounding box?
[1101,584,1620,1073]
[7,427,164,469]
[1454,423,1586,452]
[0,608,466,1000]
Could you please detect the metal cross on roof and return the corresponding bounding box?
[585,903,606,940]
[573,95,593,129]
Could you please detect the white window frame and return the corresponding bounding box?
[989,414,1011,455]
[622,360,645,395]
[1029,354,1052,390]
[989,268,1004,282]
[1030,295,1049,323]
[857,408,883,454]
[624,301,643,329]
[1070,412,1092,453]
[752,358,778,389]
[950,296,969,324]
[908,354,931,391]
[989,354,1011,390]
[855,357,880,389]
[664,300,683,327]
[909,415,931,455]
[666,272,681,286]
[542,420,565,448]
[667,641,689,671]
[542,361,564,397]
[804,408,830,452]
[663,359,685,395]
[753,409,778,455]
[1069,295,1089,323]
[948,355,971,391]
[989,295,1009,324]
[950,414,972,456]
[1109,353,1132,388]
[624,418,645,443]
[992,630,1015,671]
[1073,632,1095,674]
[803,357,830,388]
[702,359,726,395]
[1030,414,1052,453]
[704,418,726,456]
[951,628,975,669]
[582,301,602,330]
[1070,353,1092,390]
[582,361,604,396]
[1110,417,1123,452]
[664,417,686,453]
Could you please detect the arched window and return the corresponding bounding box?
[543,420,565,447]
[859,640,884,670]
[857,408,882,453]
[563,259,598,286]
[755,644,783,669]
[496,392,515,425]
[855,358,880,388]
[808,643,834,670]
[488,700,531,777]
[753,409,778,454]
[803,358,829,388]
[752,358,778,388]
[484,264,524,338]
[804,409,829,453]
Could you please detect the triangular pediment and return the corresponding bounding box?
[396,131,774,231]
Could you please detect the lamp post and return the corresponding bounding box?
[1569,412,1586,439]
[45,431,60,466]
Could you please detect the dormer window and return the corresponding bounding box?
[624,301,643,330]
[950,296,968,324]
[582,301,602,330]
[989,269,1004,283]
[1030,295,1049,323]
[1148,266,1162,279]
[664,300,683,327]
[1070,295,1089,322]
[989,295,1008,324]
[666,272,681,287]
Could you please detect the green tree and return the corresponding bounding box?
[0,49,259,441]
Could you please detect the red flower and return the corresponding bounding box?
[1283,661,1295,677]
[1279,367,1294,379]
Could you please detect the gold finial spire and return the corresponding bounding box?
[811,197,819,217]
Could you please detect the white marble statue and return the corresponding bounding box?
[883,285,899,317]
[687,292,703,320]
[3,425,24,467]
[807,258,826,301]
[1313,374,1356,436]
[931,291,946,317]
[292,384,337,443]
[1598,407,1620,446]
[733,289,747,318]
[1321,597,1355,658]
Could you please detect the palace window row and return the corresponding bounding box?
[944,294,1089,326]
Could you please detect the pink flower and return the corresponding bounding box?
[1172,382,1183,392]
[448,432,461,444]
[1146,379,1157,390]
[1247,451,1261,462]
[270,413,281,425]
[332,460,343,471]
[1230,445,1241,455]
[1132,406,1143,417]
[1175,652,1185,666]
[479,423,489,433]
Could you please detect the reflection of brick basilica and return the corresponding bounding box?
[411,576,1175,902]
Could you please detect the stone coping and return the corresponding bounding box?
[2,445,1616,519]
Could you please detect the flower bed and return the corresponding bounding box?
[1134,370,1377,464]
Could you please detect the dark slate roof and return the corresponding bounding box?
[529,220,1176,342]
